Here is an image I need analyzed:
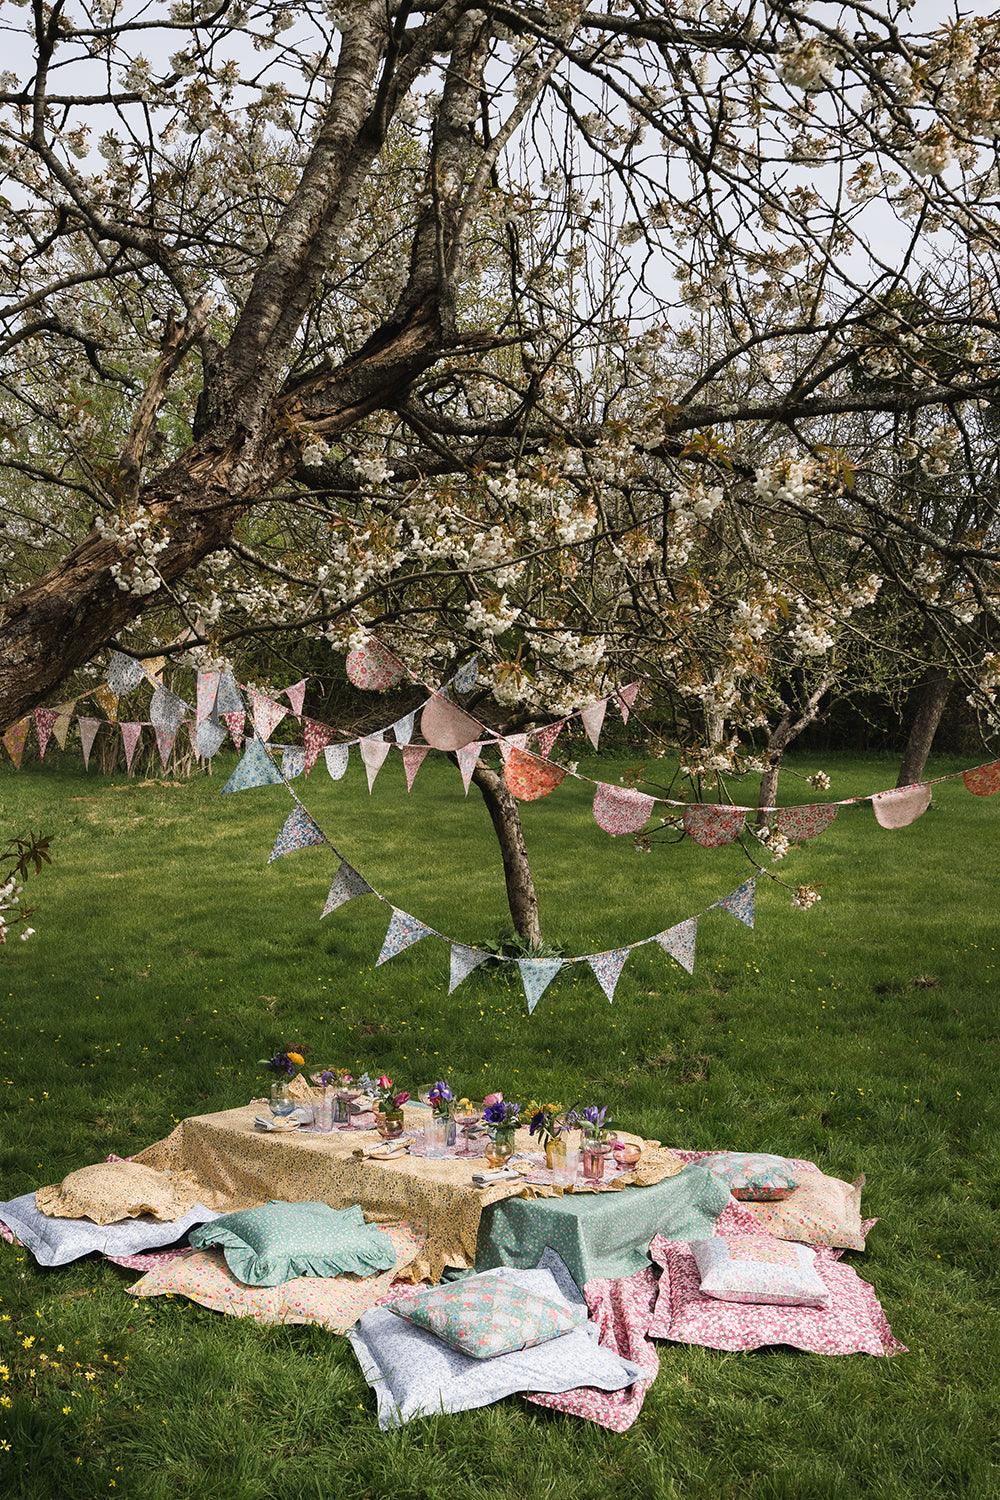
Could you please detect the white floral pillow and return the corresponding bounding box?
[691,1235,830,1308]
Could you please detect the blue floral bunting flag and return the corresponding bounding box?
[453,655,479,693]
[150,684,190,731]
[448,944,490,993]
[215,671,244,715]
[717,877,756,928]
[221,737,285,794]
[586,946,632,1002]
[654,917,697,974]
[391,712,416,745]
[194,718,226,759]
[281,745,307,779]
[324,744,350,780]
[517,958,564,1014]
[268,804,326,863]
[322,860,372,916]
[376,908,432,966]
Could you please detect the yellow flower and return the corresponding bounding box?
[62,1406,72,1416]
[21,1336,34,1350]
[287,1051,305,1067]
[0,1395,11,1409]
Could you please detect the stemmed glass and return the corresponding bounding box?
[454,1103,481,1156]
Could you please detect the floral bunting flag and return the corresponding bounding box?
[284,679,307,718]
[717,877,756,928]
[106,651,146,697]
[121,722,143,774]
[154,725,177,769]
[215,671,244,715]
[535,720,564,758]
[268,804,326,863]
[376,908,432,966]
[250,690,287,741]
[517,958,564,1014]
[962,760,1000,797]
[93,684,119,722]
[194,718,226,760]
[346,638,405,691]
[196,670,220,723]
[223,711,246,750]
[774,804,838,843]
[654,917,697,974]
[592,782,654,836]
[52,703,76,750]
[401,744,429,791]
[456,742,482,794]
[33,708,59,760]
[683,804,745,848]
[2,717,31,769]
[615,682,640,723]
[504,745,565,801]
[77,717,100,770]
[497,733,528,763]
[150,685,189,731]
[580,699,608,750]
[871,783,932,829]
[586,946,632,1002]
[452,655,479,694]
[322,860,372,916]
[281,746,306,779]
[220,737,285,794]
[303,719,335,774]
[360,736,392,792]
[324,744,350,781]
[448,944,490,993]
[391,711,416,745]
[421,692,480,751]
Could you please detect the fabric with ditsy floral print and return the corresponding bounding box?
[774,803,839,842]
[683,804,745,847]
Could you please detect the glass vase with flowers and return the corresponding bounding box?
[483,1096,521,1167]
[570,1104,613,1182]
[260,1048,306,1116]
[527,1101,567,1174]
[373,1075,410,1138]
[426,1079,454,1156]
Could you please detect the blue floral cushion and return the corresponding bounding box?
[703,1152,799,1201]
[0,1191,219,1268]
[691,1235,830,1308]
[189,1201,396,1287]
[390,1270,585,1358]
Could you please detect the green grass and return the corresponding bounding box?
[0,747,997,1499]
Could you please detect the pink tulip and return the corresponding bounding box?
[482,1092,503,1108]
[394,1091,410,1107]
[378,1074,391,1089]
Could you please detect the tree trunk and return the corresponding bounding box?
[756,753,785,829]
[471,762,541,947]
[897,668,951,786]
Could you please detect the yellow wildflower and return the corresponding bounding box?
[21,1336,34,1350]
[0,1395,11,1409]
[287,1051,305,1066]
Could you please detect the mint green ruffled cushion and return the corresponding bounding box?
[189,1201,396,1287]
[389,1272,586,1359]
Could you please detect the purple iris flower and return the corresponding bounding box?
[484,1099,520,1126]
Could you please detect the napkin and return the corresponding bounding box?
[471,1167,522,1186]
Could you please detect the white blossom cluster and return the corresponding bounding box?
[779,39,839,93]
[95,507,167,596]
[0,875,34,943]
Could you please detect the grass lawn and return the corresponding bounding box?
[0,745,997,1499]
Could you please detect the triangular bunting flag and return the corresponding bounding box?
[250,689,287,741]
[535,719,564,758]
[346,638,405,691]
[376,907,432,965]
[456,742,482,794]
[517,958,564,1014]
[154,724,177,770]
[452,655,479,694]
[449,944,490,993]
[498,733,528,764]
[268,804,326,863]
[52,703,75,750]
[220,737,285,794]
[322,860,373,917]
[718,877,756,929]
[194,718,226,760]
[78,717,100,770]
[215,671,244,715]
[586,946,632,1003]
[34,708,59,760]
[303,719,334,774]
[2,717,31,769]
[615,682,640,723]
[654,917,697,974]
[391,712,416,745]
[504,746,565,801]
[401,744,429,791]
[196,670,220,723]
[284,679,307,718]
[93,683,119,722]
[580,699,607,750]
[223,711,245,750]
[421,693,481,751]
[106,650,146,697]
[281,745,306,779]
[360,736,392,792]
[121,722,143,774]
[324,744,350,780]
[150,685,189,732]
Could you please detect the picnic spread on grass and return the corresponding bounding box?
[0,1064,903,1433]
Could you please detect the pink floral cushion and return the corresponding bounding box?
[389,1271,586,1359]
[691,1235,830,1308]
[648,1236,905,1356]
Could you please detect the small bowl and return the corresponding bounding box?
[612,1141,642,1169]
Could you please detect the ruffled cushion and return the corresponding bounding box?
[36,1161,203,1225]
[189,1201,396,1287]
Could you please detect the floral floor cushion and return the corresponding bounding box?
[691,1235,830,1308]
[126,1222,423,1333]
[389,1270,586,1358]
[740,1172,868,1250]
[648,1236,905,1356]
[189,1201,397,1287]
[0,1191,219,1267]
[35,1160,204,1225]
[702,1152,799,1201]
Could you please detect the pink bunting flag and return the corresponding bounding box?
[456,742,482,794]
[360,736,392,792]
[421,693,481,751]
[250,690,287,741]
[401,744,429,792]
[683,804,745,848]
[871,783,932,829]
[534,719,564,758]
[120,722,143,774]
[592,782,654,836]
[2,717,31,769]
[615,682,640,723]
[346,638,405,691]
[77,717,100,770]
[196,670,220,723]
[774,804,838,843]
[154,725,177,770]
[223,711,246,751]
[498,733,528,763]
[504,746,566,801]
[962,761,1000,797]
[580,699,608,750]
[303,718,334,774]
[33,708,59,760]
[284,679,307,718]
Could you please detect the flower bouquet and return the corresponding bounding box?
[483,1095,521,1167]
[568,1104,613,1182]
[259,1048,306,1116]
[373,1074,410,1138]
